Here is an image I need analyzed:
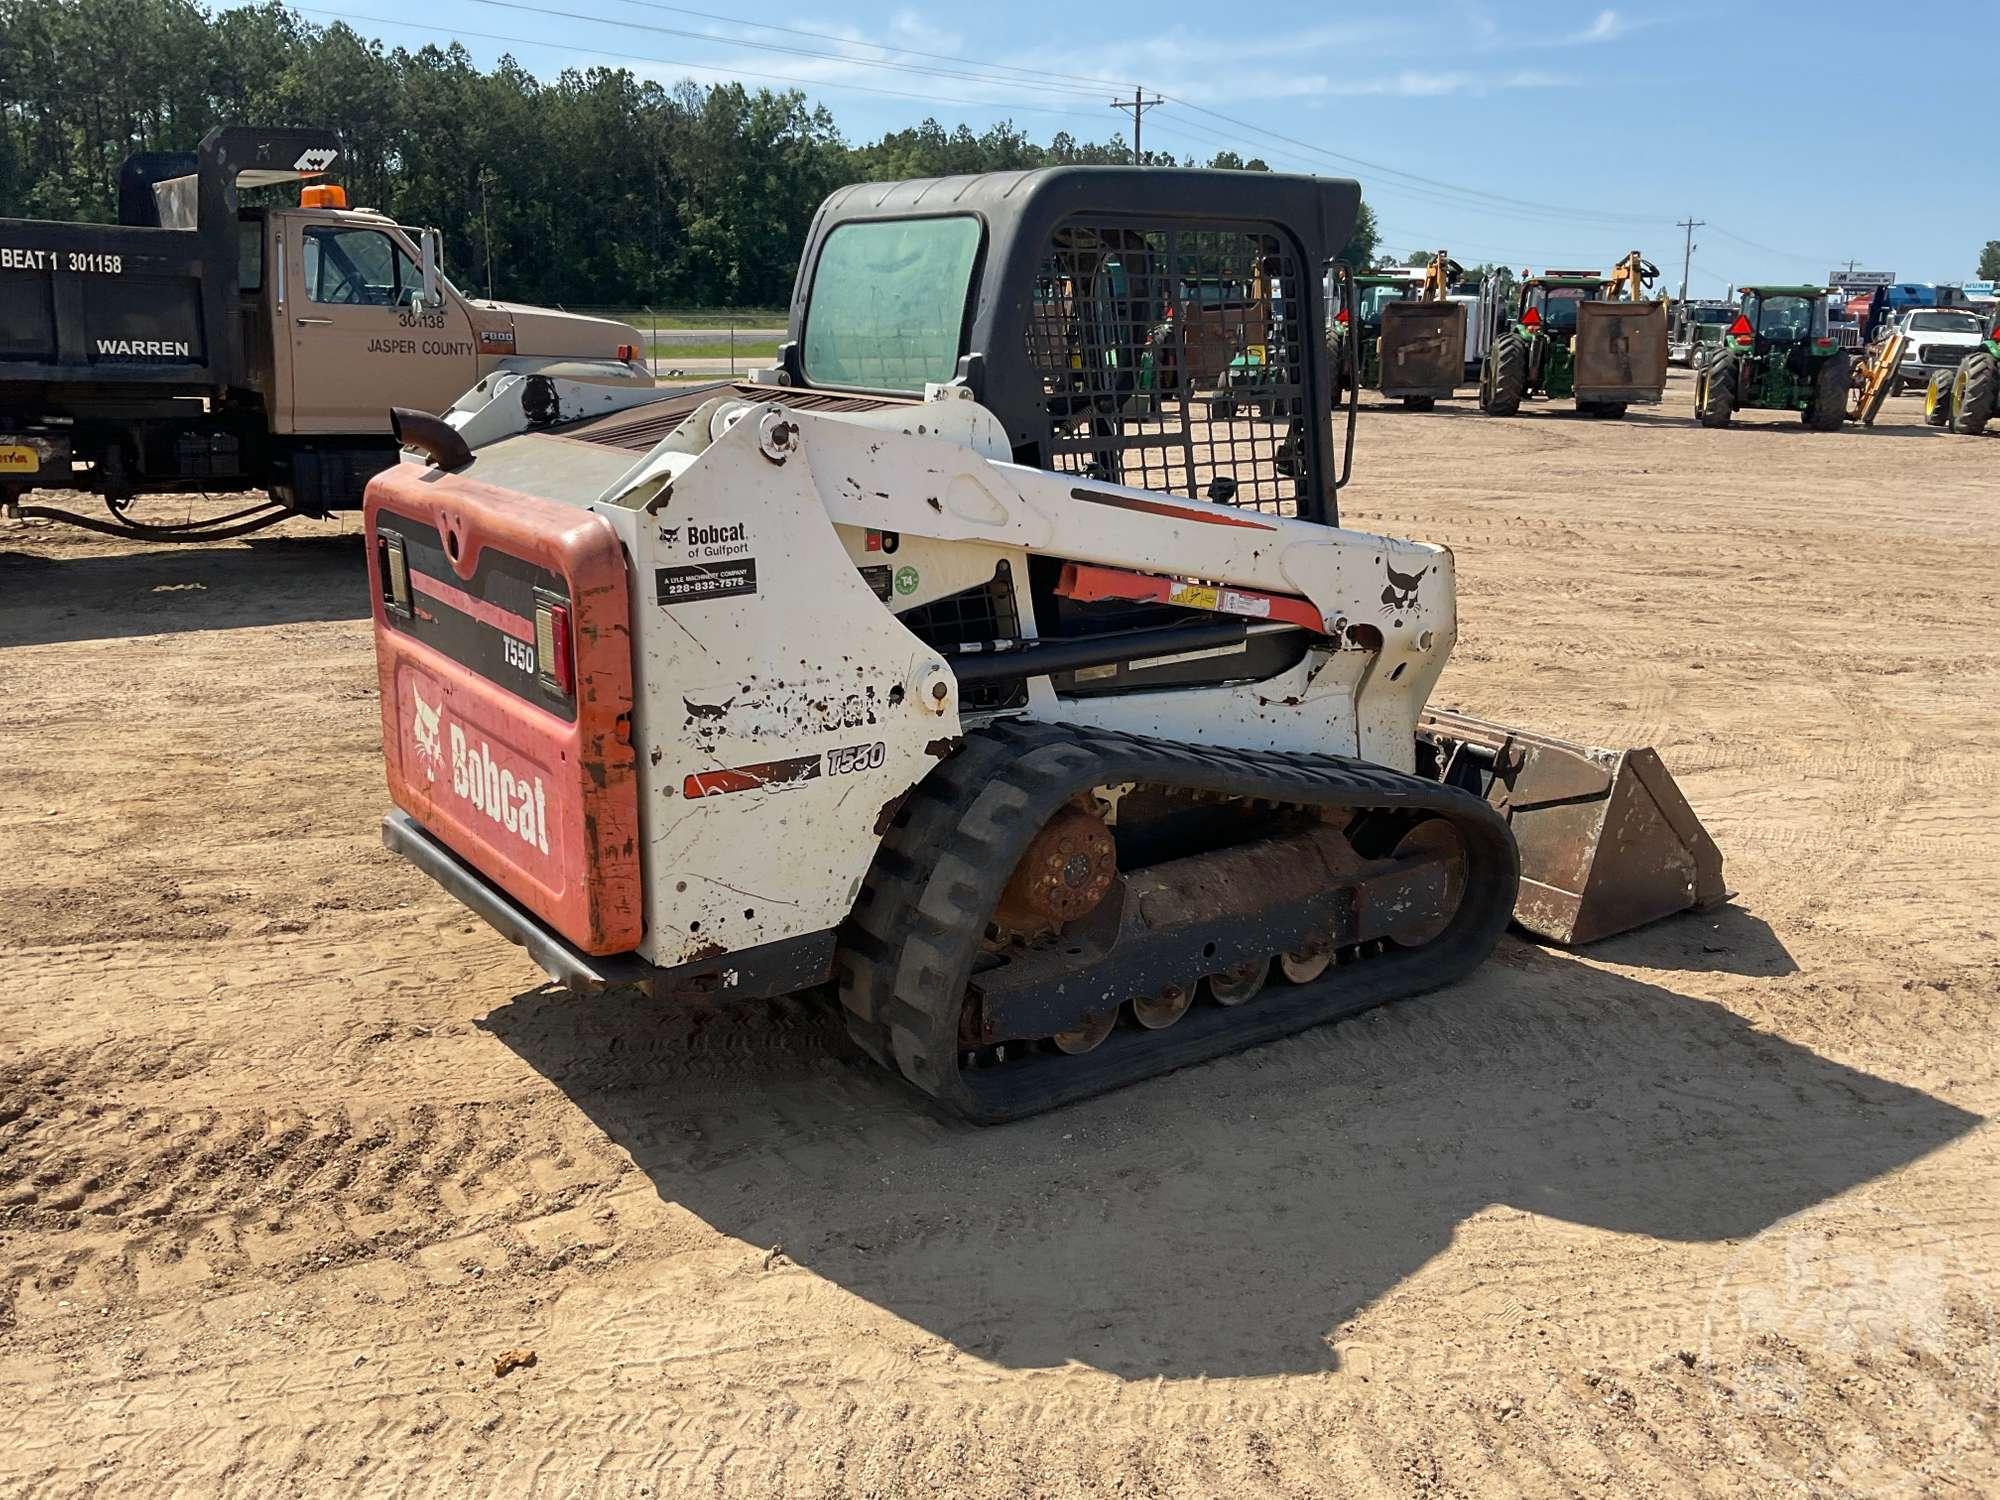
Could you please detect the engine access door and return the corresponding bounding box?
[283,217,478,433]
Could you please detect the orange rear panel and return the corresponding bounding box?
[365,463,642,955]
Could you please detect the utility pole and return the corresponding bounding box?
[1109,87,1162,165]
[1675,216,1705,320]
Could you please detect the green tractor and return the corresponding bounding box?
[1330,272,1420,396]
[1479,254,1668,420]
[1692,286,1850,431]
[1922,306,1999,435]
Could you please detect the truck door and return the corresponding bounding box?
[285,220,478,434]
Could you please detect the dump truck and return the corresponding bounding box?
[1692,286,1851,431]
[0,126,648,537]
[1480,253,1669,419]
[1371,253,1468,410]
[365,170,1724,1122]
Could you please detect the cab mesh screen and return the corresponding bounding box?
[1025,221,1310,517]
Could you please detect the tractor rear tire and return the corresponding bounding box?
[1482,334,1528,416]
[1804,353,1850,431]
[1953,350,1997,435]
[1402,396,1436,412]
[1695,358,1736,428]
[1924,368,1956,427]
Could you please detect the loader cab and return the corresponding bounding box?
[783,167,1353,526]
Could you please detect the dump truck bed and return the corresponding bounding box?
[0,216,233,391]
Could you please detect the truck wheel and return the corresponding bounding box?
[1890,376,1905,397]
[1481,334,1527,416]
[1804,353,1849,431]
[1695,358,1736,428]
[1924,368,1956,427]
[1953,350,1997,435]
[1402,396,1436,412]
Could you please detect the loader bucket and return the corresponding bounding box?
[1377,301,1467,398]
[1417,708,1725,945]
[1573,300,1669,404]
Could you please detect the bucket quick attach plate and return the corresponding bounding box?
[1418,708,1725,945]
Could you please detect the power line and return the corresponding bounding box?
[455,0,1106,102]
[599,0,1123,91]
[296,8,1119,118]
[1153,95,1673,230]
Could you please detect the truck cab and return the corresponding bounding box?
[0,126,647,522]
[242,191,639,440]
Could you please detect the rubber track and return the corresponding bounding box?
[835,720,1520,1123]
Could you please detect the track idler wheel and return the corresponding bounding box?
[994,804,1117,933]
[1384,819,1468,948]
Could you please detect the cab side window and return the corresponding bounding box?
[302,227,422,307]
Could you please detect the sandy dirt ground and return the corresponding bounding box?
[2,374,1996,1497]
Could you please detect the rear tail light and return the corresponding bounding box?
[378,530,411,617]
[535,595,574,697]
[616,343,638,362]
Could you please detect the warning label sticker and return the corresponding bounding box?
[657,559,757,606]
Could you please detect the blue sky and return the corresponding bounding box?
[271,1,1990,290]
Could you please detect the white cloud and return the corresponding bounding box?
[1566,9,1660,44]
[1324,69,1576,98]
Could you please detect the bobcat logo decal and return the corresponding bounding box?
[1380,560,1429,622]
[412,685,444,781]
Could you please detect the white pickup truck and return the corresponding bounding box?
[1889,308,1989,394]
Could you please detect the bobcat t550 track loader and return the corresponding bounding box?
[366,170,1723,1122]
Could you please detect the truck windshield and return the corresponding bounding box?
[803,216,981,392]
[1907,311,1981,334]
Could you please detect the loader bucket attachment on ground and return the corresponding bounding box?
[1378,301,1467,398]
[1417,708,1725,945]
[1573,301,1669,404]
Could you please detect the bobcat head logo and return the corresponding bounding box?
[658,526,681,546]
[411,685,444,781]
[1380,560,1429,619]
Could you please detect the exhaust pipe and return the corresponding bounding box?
[390,407,473,471]
[1418,708,1725,945]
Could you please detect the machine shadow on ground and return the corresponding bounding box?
[1568,903,1798,978]
[0,532,367,647]
[484,938,1978,1382]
